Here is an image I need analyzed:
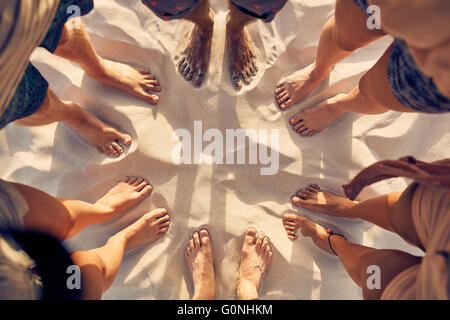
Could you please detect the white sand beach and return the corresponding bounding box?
[0,0,449,299]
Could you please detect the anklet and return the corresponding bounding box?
[327,229,346,256]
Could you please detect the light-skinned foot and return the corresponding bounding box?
[88,58,161,105]
[237,228,272,300]
[291,184,357,218]
[289,93,348,136]
[275,63,330,110]
[185,229,216,300]
[282,214,336,255]
[63,101,132,156]
[95,176,153,216]
[117,208,170,252]
[178,9,214,87]
[226,18,258,89]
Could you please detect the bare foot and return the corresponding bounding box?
[226,19,258,89]
[289,94,348,136]
[184,229,216,300]
[275,63,330,110]
[291,184,357,218]
[95,176,153,215]
[178,10,214,87]
[119,208,170,251]
[282,214,338,255]
[63,102,132,157]
[237,228,272,300]
[89,58,161,105]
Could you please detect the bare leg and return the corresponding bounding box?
[54,21,160,104]
[14,176,152,240]
[14,89,132,156]
[184,229,216,300]
[175,0,214,87]
[285,215,421,299]
[226,1,258,89]
[275,0,386,110]
[71,208,170,299]
[237,228,272,300]
[288,46,415,137]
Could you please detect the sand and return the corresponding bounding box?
[0,0,449,299]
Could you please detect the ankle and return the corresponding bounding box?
[192,284,216,300]
[237,280,259,300]
[310,62,331,81]
[194,9,214,37]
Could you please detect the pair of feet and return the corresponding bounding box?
[185,228,272,300]
[282,184,357,255]
[56,56,162,157]
[275,64,348,137]
[178,10,258,89]
[94,176,170,250]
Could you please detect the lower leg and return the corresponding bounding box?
[15,89,132,156]
[226,1,258,89]
[16,176,153,240]
[54,21,160,104]
[72,208,170,299]
[282,215,421,296]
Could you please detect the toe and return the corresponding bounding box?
[261,237,270,251]
[255,232,265,251]
[96,146,104,154]
[306,184,319,193]
[118,133,132,146]
[193,232,201,248]
[135,179,149,191]
[128,176,138,184]
[122,176,130,183]
[280,99,292,110]
[157,214,170,224]
[275,86,285,95]
[133,177,144,186]
[141,185,153,194]
[158,227,169,234]
[199,229,210,245]
[282,212,298,222]
[244,227,257,244]
[151,208,168,219]
[289,113,304,125]
[232,72,242,89]
[193,72,205,87]
[301,128,315,136]
[111,142,123,155]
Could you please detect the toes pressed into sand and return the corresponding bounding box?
[178,11,214,88]
[65,104,132,157]
[291,183,357,217]
[93,59,161,105]
[123,208,170,251]
[288,95,348,137]
[95,176,153,215]
[275,63,328,110]
[185,229,216,300]
[227,28,258,90]
[237,227,272,300]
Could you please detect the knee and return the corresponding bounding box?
[359,250,421,300]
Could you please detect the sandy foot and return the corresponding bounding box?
[121,208,170,251]
[64,102,132,157]
[185,229,216,300]
[227,23,258,89]
[178,10,214,87]
[237,227,272,300]
[282,213,338,255]
[275,63,330,110]
[289,94,348,136]
[91,58,161,105]
[95,176,153,215]
[291,184,357,217]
